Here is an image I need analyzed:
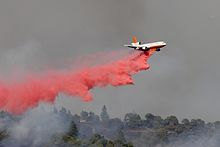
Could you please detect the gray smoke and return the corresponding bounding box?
[2,103,70,147]
[133,132,220,147]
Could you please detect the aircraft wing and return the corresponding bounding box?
[124,45,137,49]
[139,44,149,47]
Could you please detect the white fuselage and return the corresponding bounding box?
[125,41,166,51]
[141,41,166,49]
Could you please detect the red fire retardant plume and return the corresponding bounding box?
[0,50,155,114]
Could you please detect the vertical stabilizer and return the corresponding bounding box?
[132,36,137,43]
[132,36,139,46]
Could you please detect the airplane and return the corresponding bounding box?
[124,36,166,52]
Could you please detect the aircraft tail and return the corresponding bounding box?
[132,36,138,43]
[132,36,140,46]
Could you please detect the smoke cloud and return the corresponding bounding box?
[2,103,70,147]
[0,50,155,114]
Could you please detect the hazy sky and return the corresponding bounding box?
[0,0,220,121]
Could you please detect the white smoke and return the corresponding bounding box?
[168,134,220,147]
[2,103,70,147]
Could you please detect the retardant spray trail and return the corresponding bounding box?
[0,50,155,114]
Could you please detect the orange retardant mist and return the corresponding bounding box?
[0,50,155,114]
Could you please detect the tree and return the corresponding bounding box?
[52,121,80,146]
[107,118,123,129]
[190,119,205,128]
[73,114,81,123]
[80,110,89,121]
[214,121,220,129]
[88,134,107,147]
[88,134,133,147]
[87,112,100,122]
[106,141,115,147]
[115,129,126,144]
[182,118,190,125]
[100,105,109,122]
[60,107,67,114]
[67,120,78,137]
[0,130,8,141]
[145,113,163,128]
[164,116,179,126]
[124,113,141,128]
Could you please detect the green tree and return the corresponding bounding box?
[107,118,123,129]
[115,129,126,144]
[124,113,141,128]
[182,118,190,125]
[164,116,179,126]
[67,120,78,137]
[190,119,205,128]
[114,130,134,147]
[88,134,107,147]
[87,112,100,122]
[73,114,81,123]
[106,141,115,147]
[145,113,163,128]
[0,130,8,141]
[100,105,109,122]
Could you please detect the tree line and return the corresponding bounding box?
[1,105,220,146]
